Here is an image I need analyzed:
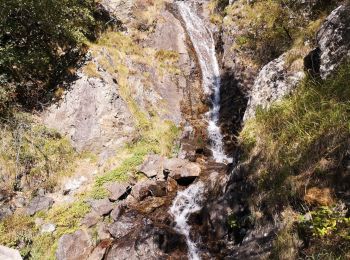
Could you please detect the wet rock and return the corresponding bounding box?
[105,222,187,260]
[89,198,114,216]
[56,230,93,260]
[104,182,129,201]
[81,211,100,227]
[167,177,178,193]
[138,154,165,179]
[41,223,56,233]
[0,245,22,260]
[316,5,350,79]
[63,176,87,195]
[108,211,139,239]
[110,202,126,221]
[244,52,304,120]
[132,197,167,215]
[26,196,54,216]
[163,158,201,181]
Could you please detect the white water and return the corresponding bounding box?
[176,1,232,164]
[169,182,205,260]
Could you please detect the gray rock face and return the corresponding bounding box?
[99,0,134,24]
[26,196,54,216]
[0,245,22,260]
[104,182,129,201]
[163,158,201,180]
[89,198,114,216]
[42,74,135,158]
[317,4,350,79]
[243,53,304,120]
[56,230,92,260]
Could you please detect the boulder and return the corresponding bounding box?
[89,198,114,216]
[0,245,22,260]
[87,240,111,260]
[81,211,100,227]
[131,180,167,201]
[138,154,165,179]
[104,182,129,201]
[26,196,54,216]
[163,158,201,180]
[97,222,111,240]
[56,230,93,260]
[110,202,126,221]
[108,211,139,239]
[316,5,350,79]
[243,52,304,120]
[105,223,187,260]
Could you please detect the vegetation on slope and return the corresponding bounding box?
[0,0,106,109]
[240,62,350,258]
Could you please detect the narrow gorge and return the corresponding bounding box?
[0,0,349,259]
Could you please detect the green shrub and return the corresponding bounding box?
[0,0,104,108]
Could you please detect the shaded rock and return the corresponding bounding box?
[89,198,114,216]
[108,211,139,239]
[26,196,54,216]
[0,245,22,260]
[317,4,350,79]
[104,182,129,201]
[163,158,201,180]
[41,223,56,233]
[105,222,187,260]
[56,230,92,260]
[244,52,304,120]
[81,211,100,227]
[110,202,126,221]
[63,176,87,195]
[138,154,165,179]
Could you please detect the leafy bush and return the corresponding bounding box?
[0,0,103,108]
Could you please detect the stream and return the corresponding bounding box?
[170,1,232,259]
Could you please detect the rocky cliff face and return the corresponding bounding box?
[1,0,350,259]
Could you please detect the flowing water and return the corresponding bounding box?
[170,2,233,259]
[176,1,232,164]
[169,182,205,260]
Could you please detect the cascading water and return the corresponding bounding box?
[176,1,232,164]
[169,182,205,260]
[169,2,232,259]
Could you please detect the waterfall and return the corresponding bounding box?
[176,1,232,164]
[169,182,205,260]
